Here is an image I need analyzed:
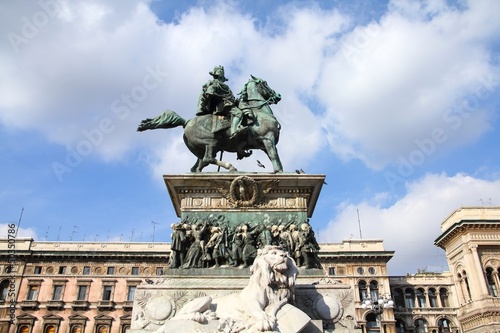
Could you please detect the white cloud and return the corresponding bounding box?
[319,173,500,275]
[317,0,500,169]
[0,0,499,174]
[0,224,38,239]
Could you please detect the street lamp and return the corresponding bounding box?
[362,296,394,333]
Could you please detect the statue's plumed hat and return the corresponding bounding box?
[209,65,228,81]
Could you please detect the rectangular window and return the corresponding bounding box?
[156,267,163,275]
[52,285,63,300]
[27,286,39,300]
[58,266,66,274]
[34,266,42,274]
[83,266,90,275]
[328,267,335,275]
[77,285,87,301]
[107,267,115,275]
[127,286,136,301]
[102,286,113,301]
[131,267,139,275]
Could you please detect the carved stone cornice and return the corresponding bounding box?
[164,173,325,217]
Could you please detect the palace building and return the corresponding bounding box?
[1,206,499,333]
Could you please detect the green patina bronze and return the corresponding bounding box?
[138,66,284,173]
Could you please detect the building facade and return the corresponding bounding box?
[0,239,169,333]
[1,206,499,333]
[435,207,500,333]
[389,272,459,333]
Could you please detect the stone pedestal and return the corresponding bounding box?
[129,270,359,332]
[128,173,361,332]
[163,172,325,226]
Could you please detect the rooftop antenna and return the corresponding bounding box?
[56,226,62,241]
[14,207,24,237]
[151,221,160,242]
[45,226,50,240]
[357,209,363,239]
[70,225,79,241]
[130,229,135,242]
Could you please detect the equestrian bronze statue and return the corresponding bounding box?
[138,66,284,173]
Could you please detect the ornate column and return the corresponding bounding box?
[468,244,489,297]
[492,271,500,296]
[435,290,442,308]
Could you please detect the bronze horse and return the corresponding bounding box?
[138,76,283,173]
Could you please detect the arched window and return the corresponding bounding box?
[0,280,9,300]
[439,288,449,307]
[97,326,108,333]
[438,318,452,333]
[365,312,378,331]
[369,280,379,301]
[18,326,30,333]
[417,288,426,307]
[428,288,437,307]
[486,267,498,297]
[71,325,82,333]
[395,319,406,333]
[405,288,415,309]
[44,325,56,333]
[461,270,471,301]
[414,318,428,333]
[358,280,368,301]
[393,288,405,308]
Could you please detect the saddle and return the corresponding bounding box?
[211,114,231,133]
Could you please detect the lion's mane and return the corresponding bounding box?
[247,245,298,307]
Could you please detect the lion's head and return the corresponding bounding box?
[250,245,298,291]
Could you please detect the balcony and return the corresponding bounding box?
[46,300,65,310]
[122,301,134,311]
[71,300,90,310]
[97,300,115,310]
[20,300,39,310]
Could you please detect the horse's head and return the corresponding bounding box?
[241,75,281,105]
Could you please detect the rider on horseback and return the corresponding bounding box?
[196,66,253,138]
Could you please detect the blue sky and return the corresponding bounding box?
[1,0,499,275]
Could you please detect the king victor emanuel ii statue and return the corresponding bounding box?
[137,66,284,173]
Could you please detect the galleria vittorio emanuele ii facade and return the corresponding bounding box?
[1,206,499,333]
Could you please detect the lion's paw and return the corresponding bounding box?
[254,314,275,332]
[191,312,207,323]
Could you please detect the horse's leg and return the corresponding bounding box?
[213,159,237,172]
[198,145,237,172]
[196,146,214,172]
[204,144,238,171]
[190,158,202,173]
[262,135,283,173]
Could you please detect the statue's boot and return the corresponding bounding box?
[230,114,244,139]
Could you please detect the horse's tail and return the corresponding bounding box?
[137,110,187,131]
